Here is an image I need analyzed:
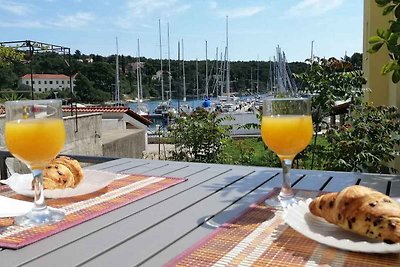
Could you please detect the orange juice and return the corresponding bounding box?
[261,115,313,160]
[5,118,65,169]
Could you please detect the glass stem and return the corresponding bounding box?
[32,169,46,210]
[279,159,294,198]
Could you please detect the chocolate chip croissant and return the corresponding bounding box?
[42,156,83,190]
[309,185,400,244]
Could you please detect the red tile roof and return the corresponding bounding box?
[21,74,71,79]
[0,105,152,126]
[62,106,152,126]
[62,106,129,113]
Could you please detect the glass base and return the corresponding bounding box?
[265,194,301,209]
[15,206,65,227]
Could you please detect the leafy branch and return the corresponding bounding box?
[368,0,400,83]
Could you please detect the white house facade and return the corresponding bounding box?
[20,74,76,93]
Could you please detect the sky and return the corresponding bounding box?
[0,0,363,62]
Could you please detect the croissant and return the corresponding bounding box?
[43,163,75,189]
[37,157,84,190]
[50,156,83,187]
[309,185,400,244]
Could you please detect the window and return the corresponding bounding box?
[62,81,65,84]
[49,81,53,84]
[56,81,59,84]
[38,81,41,84]
[67,81,70,84]
[38,88,41,92]
[44,81,47,84]
[32,81,35,84]
[45,88,47,92]
[26,81,29,85]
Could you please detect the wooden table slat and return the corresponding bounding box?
[1,158,399,267]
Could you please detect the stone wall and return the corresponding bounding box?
[62,113,103,156]
[102,129,146,158]
[0,113,147,173]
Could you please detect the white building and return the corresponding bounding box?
[20,74,76,93]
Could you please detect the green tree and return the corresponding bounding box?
[74,73,109,103]
[368,0,400,83]
[81,61,115,94]
[0,65,18,89]
[321,104,400,173]
[350,52,363,70]
[168,108,232,163]
[0,47,24,67]
[295,57,367,169]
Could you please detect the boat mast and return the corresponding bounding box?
[205,40,208,97]
[220,50,225,97]
[225,16,230,99]
[159,19,164,101]
[177,41,180,110]
[196,58,199,100]
[250,67,253,94]
[214,47,219,97]
[115,36,120,104]
[269,57,273,94]
[168,23,172,101]
[136,38,140,102]
[256,55,259,94]
[182,39,186,102]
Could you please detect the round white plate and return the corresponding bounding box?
[0,170,117,199]
[0,196,33,217]
[283,198,400,253]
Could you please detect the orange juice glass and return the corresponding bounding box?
[5,119,65,169]
[5,100,66,226]
[261,97,313,207]
[261,115,313,160]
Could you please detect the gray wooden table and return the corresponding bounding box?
[2,158,400,267]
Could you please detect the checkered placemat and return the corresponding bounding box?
[166,189,400,267]
[0,174,186,249]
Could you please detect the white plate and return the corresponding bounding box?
[0,170,118,199]
[283,198,400,253]
[0,196,33,217]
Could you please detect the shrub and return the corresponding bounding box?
[167,108,232,163]
[319,104,400,173]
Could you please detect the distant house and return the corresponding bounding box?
[20,74,76,93]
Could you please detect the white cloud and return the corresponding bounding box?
[50,12,95,28]
[286,0,344,17]
[115,0,191,30]
[0,21,45,28]
[0,0,30,15]
[126,0,189,18]
[221,6,265,19]
[209,1,217,10]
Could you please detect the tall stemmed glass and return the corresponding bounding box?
[5,100,66,226]
[261,97,313,207]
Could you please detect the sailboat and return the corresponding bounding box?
[105,37,127,106]
[201,41,212,109]
[135,38,149,116]
[216,16,241,113]
[272,46,298,95]
[154,20,176,115]
[179,39,192,114]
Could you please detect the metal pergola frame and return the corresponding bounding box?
[0,40,78,131]
[0,40,73,100]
